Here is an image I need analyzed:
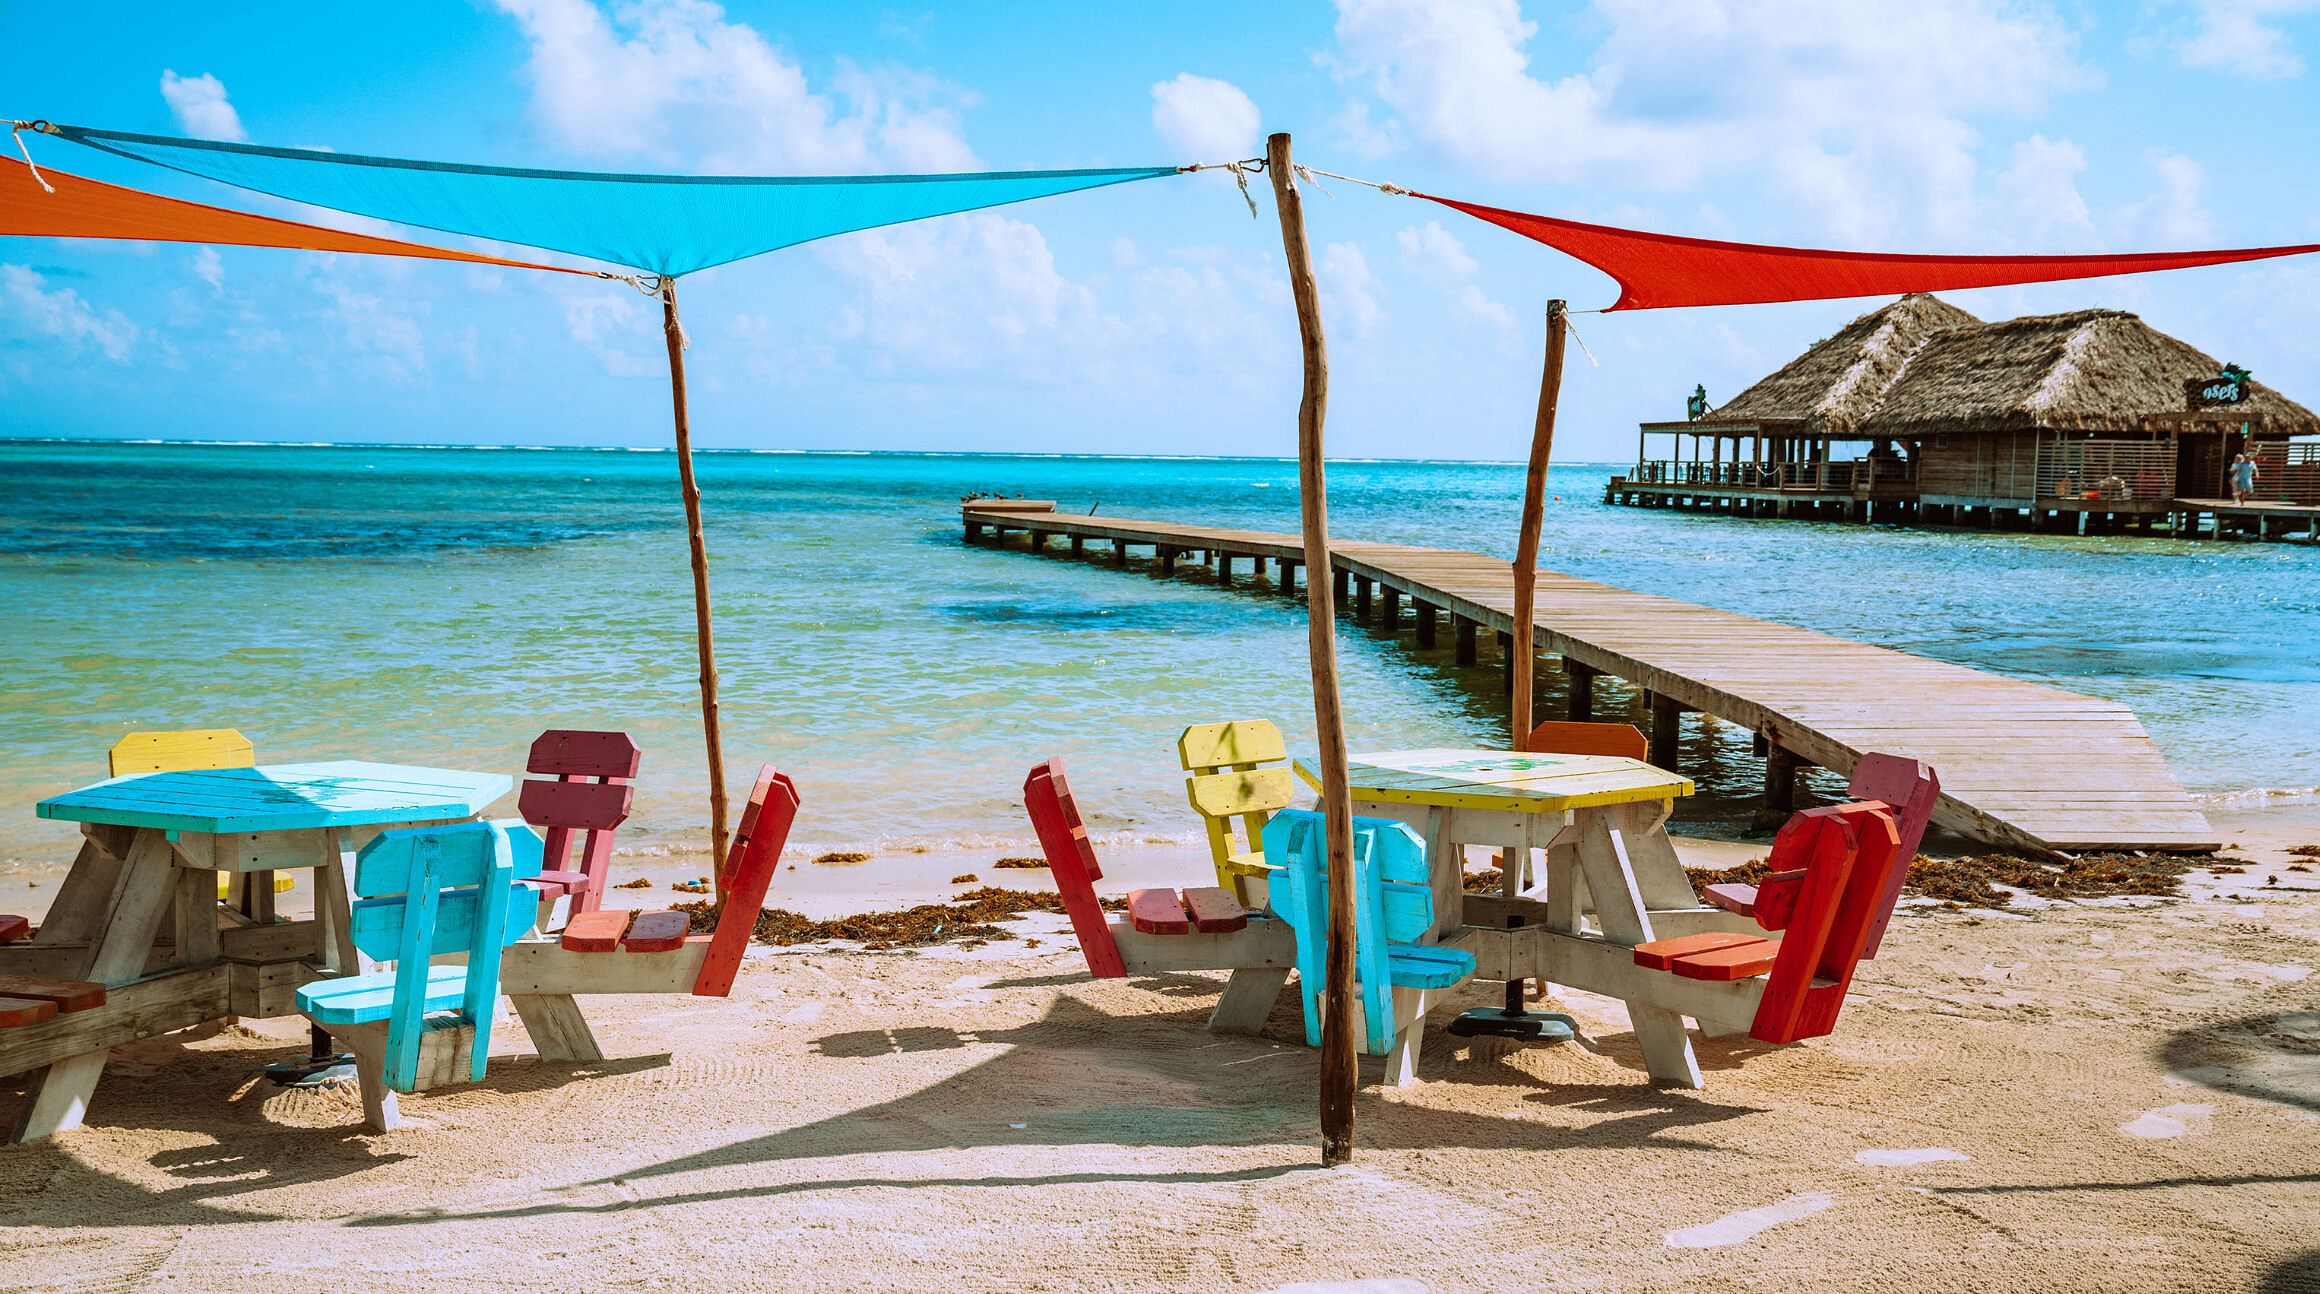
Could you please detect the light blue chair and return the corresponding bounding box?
[1263,809,1476,1058]
[295,820,541,1092]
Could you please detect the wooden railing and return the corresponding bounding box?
[1627,458,1915,492]
[2033,439,2172,504]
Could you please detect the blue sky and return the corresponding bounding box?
[4,0,2318,460]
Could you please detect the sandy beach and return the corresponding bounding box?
[4,816,2313,1294]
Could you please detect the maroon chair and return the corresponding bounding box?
[519,729,642,920]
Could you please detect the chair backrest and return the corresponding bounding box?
[519,729,641,916]
[1747,801,1904,1045]
[1180,720,1296,899]
[1023,759,1125,978]
[1262,808,1432,1054]
[108,728,254,777]
[1845,752,1939,957]
[692,764,800,997]
[349,820,539,1090]
[1523,720,1648,762]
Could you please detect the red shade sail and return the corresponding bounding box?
[1423,194,2320,312]
[0,156,592,275]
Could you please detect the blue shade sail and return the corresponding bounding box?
[48,125,1181,278]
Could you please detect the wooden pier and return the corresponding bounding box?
[963,501,2220,856]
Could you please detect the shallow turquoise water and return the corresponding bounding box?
[2,440,2313,873]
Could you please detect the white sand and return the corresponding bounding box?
[3,827,2317,1291]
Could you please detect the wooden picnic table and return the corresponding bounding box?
[5,761,510,1141]
[1295,748,1742,1087]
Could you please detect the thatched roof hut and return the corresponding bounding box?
[1871,308,2320,439]
[1701,294,2320,440]
[1703,294,1980,434]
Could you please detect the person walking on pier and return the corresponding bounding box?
[2230,451,2258,504]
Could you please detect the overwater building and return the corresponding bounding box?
[1609,294,2320,539]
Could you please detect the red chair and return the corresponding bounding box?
[1024,758,1249,980]
[1703,751,1938,953]
[1634,799,1904,1044]
[518,729,641,920]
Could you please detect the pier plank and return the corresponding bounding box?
[965,503,2218,855]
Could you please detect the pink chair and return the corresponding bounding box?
[518,729,642,920]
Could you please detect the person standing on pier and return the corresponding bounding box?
[2230,451,2259,504]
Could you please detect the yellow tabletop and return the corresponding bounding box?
[1293,748,1693,814]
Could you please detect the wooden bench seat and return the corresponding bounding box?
[0,977,108,1029]
[1126,886,1250,936]
[0,977,107,1013]
[559,907,692,953]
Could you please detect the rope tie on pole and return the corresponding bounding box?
[1182,157,1265,218]
[10,120,54,194]
[1561,309,1599,367]
[1291,164,1408,196]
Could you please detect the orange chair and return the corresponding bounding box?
[1522,720,1648,760]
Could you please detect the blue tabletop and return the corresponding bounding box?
[36,761,513,834]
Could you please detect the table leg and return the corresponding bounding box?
[315,828,400,1131]
[8,829,181,1142]
[1206,967,1289,1034]
[509,994,603,1063]
[1384,986,1437,1086]
[1574,809,1703,1088]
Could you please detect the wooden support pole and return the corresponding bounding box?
[1510,300,1568,748]
[1648,692,1684,768]
[1496,629,1513,696]
[1268,131,1358,1168]
[1112,540,1128,567]
[1333,567,1349,601]
[1279,560,1297,594]
[1766,746,1803,813]
[1415,602,1437,648]
[1070,535,1085,558]
[661,280,731,873]
[1380,586,1401,629]
[1455,616,1477,665]
[1354,575,1373,619]
[1219,554,1234,585]
[1566,658,1596,723]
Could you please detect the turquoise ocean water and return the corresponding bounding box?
[3,439,2314,875]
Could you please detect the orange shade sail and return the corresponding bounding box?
[1,156,594,275]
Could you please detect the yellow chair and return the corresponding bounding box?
[107,729,291,900]
[108,728,256,777]
[1178,720,1298,905]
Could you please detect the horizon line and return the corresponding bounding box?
[0,435,1628,468]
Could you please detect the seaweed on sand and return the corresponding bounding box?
[675,886,1124,952]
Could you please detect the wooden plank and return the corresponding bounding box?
[1126,888,1192,936]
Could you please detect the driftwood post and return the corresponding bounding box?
[660,279,733,877]
[1508,299,1568,746]
[1265,132,1359,1166]
[1502,301,1566,1016]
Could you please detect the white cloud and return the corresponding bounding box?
[159,71,246,141]
[2174,0,2320,79]
[1,264,138,362]
[1329,99,1404,162]
[561,289,657,377]
[2119,153,2216,245]
[1149,73,1262,160]
[315,274,431,381]
[1329,0,2095,245]
[1320,241,1385,335]
[1397,220,1478,279]
[494,0,976,171]
[1991,135,2098,251]
[1394,220,1515,333]
[189,247,226,294]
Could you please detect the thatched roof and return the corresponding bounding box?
[1870,308,2320,438]
[1702,294,1981,434]
[1696,294,2320,439]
